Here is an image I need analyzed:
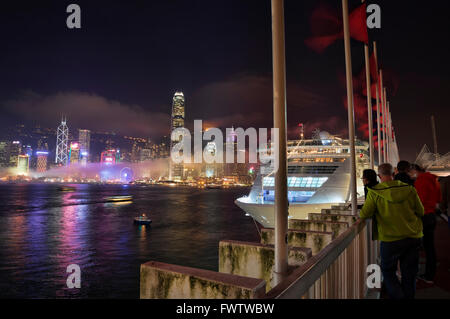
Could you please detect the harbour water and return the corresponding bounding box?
[0,184,258,298]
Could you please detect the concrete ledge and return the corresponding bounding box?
[140,261,266,299]
[288,219,349,238]
[321,208,354,215]
[330,205,352,211]
[260,228,333,255]
[308,213,358,225]
[219,240,312,292]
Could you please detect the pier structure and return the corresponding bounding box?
[140,204,380,299]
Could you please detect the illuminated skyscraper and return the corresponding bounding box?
[169,91,185,180]
[224,127,249,183]
[140,148,152,162]
[78,129,91,165]
[23,145,33,157]
[36,151,49,173]
[131,142,141,163]
[140,139,152,162]
[101,149,117,166]
[69,142,80,165]
[17,155,29,175]
[55,117,69,165]
[8,141,22,167]
[0,141,8,167]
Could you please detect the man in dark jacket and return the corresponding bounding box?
[412,164,442,284]
[395,160,415,186]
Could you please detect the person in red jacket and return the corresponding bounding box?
[411,164,442,284]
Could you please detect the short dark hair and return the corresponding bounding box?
[397,160,411,173]
[363,169,377,183]
[378,163,393,177]
[412,163,425,172]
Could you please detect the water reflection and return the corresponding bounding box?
[0,184,257,298]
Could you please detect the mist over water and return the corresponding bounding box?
[0,183,258,298]
[29,159,170,180]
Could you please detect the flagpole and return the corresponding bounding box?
[379,70,385,163]
[373,42,382,166]
[394,130,399,164]
[383,87,388,163]
[271,0,288,286]
[364,45,374,169]
[388,102,390,165]
[387,102,390,164]
[360,0,374,169]
[389,106,393,164]
[342,0,358,215]
[375,83,381,165]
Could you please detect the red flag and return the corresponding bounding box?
[304,4,342,53]
[369,51,378,83]
[349,3,368,44]
[305,34,343,54]
[362,82,378,98]
[305,3,369,53]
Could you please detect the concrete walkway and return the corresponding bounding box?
[378,214,450,299]
[415,215,450,299]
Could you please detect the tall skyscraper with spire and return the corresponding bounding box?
[169,91,185,180]
[55,117,69,165]
[78,129,91,166]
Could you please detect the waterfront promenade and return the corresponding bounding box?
[377,214,450,299]
[140,205,377,299]
[140,206,450,299]
[415,215,450,299]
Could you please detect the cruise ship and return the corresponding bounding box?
[235,131,370,228]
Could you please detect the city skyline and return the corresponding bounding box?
[0,0,449,303]
[0,1,448,162]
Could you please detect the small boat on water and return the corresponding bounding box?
[205,184,222,189]
[105,195,133,202]
[134,214,152,225]
[58,186,76,192]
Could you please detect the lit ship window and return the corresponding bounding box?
[263,177,328,188]
[263,190,316,203]
[287,166,339,174]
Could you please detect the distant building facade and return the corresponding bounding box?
[36,151,49,173]
[78,129,91,166]
[0,141,8,167]
[169,91,185,180]
[0,140,22,168]
[101,149,118,166]
[17,155,29,175]
[69,142,80,165]
[224,127,250,183]
[55,118,69,166]
[9,141,22,167]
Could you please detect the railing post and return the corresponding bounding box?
[353,234,361,299]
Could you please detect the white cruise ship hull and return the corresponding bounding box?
[233,133,370,229]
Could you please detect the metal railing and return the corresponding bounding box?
[266,218,379,299]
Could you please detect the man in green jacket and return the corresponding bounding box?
[360,163,424,299]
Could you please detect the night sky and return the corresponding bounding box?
[0,0,449,161]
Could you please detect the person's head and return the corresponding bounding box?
[362,169,378,186]
[378,163,394,183]
[397,160,411,174]
[409,164,425,180]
